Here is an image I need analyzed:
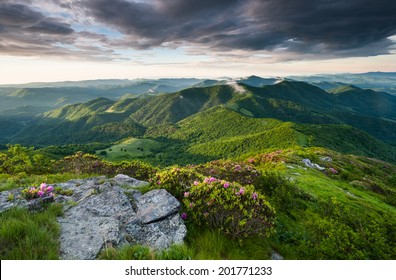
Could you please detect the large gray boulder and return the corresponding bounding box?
[0,174,186,260]
[58,180,133,260]
[55,175,186,259]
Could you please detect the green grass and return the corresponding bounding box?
[251,147,396,259]
[0,145,394,260]
[0,203,63,259]
[99,227,273,260]
[96,137,161,162]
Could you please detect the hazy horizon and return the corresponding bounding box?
[0,71,395,87]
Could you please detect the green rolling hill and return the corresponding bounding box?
[1,76,395,260]
[4,80,396,164]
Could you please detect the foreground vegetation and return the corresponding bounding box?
[0,144,394,259]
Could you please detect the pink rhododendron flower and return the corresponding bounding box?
[252,192,258,200]
[157,180,161,185]
[184,192,190,198]
[40,183,47,190]
[189,203,194,208]
[37,191,44,197]
[329,168,338,174]
[223,182,230,188]
[235,165,242,171]
[181,213,187,220]
[209,177,216,183]
[46,186,54,192]
[193,181,199,186]
[239,187,245,195]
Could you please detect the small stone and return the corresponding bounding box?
[271,251,284,260]
[302,159,325,170]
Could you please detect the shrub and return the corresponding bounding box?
[55,152,155,180]
[55,152,109,174]
[183,177,275,240]
[152,167,202,200]
[114,160,155,181]
[194,160,261,185]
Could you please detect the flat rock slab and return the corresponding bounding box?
[0,188,28,214]
[113,174,148,188]
[137,189,180,224]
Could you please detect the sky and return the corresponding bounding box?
[0,0,395,84]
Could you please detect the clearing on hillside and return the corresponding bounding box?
[96,138,161,162]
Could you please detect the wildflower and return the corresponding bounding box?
[238,187,245,195]
[223,182,230,188]
[184,192,190,198]
[157,180,161,185]
[329,168,338,174]
[189,203,194,208]
[203,177,210,183]
[252,192,258,200]
[181,213,187,220]
[40,183,47,190]
[46,186,54,193]
[235,165,242,171]
[209,177,216,183]
[248,158,255,163]
[193,181,199,186]
[37,191,44,197]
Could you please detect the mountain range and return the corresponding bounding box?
[1,74,395,165]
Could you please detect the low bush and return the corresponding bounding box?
[183,177,275,240]
[151,167,202,200]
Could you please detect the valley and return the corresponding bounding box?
[0,74,395,260]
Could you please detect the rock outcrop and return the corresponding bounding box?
[0,175,187,260]
[302,158,325,171]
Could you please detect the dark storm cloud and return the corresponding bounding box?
[0,0,395,60]
[0,1,121,60]
[82,0,396,56]
[0,2,76,57]
[247,0,396,52]
[0,3,73,35]
[81,0,246,48]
